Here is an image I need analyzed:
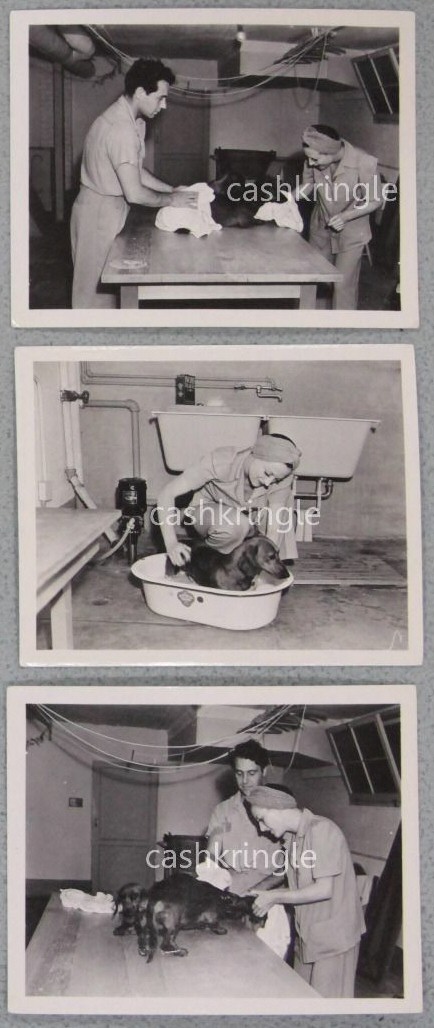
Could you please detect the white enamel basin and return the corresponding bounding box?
[152,409,263,471]
[267,415,380,480]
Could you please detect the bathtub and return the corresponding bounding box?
[267,415,380,480]
[131,553,293,631]
[152,409,263,472]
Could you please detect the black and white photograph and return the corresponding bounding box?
[11,7,417,328]
[7,684,421,1015]
[16,344,422,667]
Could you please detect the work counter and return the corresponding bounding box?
[101,207,341,310]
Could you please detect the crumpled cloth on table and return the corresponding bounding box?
[255,903,291,959]
[254,197,303,232]
[60,888,114,914]
[155,182,222,238]
[195,857,233,890]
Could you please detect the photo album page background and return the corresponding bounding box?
[1,2,433,1028]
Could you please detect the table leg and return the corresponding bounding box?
[120,285,139,309]
[299,284,317,310]
[50,584,73,649]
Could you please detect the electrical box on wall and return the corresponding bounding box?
[68,797,83,807]
[176,374,196,405]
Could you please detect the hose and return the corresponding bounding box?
[95,518,135,563]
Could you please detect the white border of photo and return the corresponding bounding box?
[15,342,423,667]
[11,7,418,328]
[7,683,422,1015]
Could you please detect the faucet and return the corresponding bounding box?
[233,380,283,402]
[255,383,283,402]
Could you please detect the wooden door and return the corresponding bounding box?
[91,763,158,894]
[153,94,210,186]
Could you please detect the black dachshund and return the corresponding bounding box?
[113,873,264,961]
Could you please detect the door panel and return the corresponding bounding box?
[154,96,210,186]
[92,764,158,894]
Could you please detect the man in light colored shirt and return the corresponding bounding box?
[70,58,197,308]
[206,740,292,959]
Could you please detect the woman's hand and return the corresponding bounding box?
[250,890,276,917]
[327,212,347,232]
[167,542,191,567]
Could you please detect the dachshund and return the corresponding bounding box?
[112,882,143,936]
[166,534,290,592]
[210,173,262,228]
[120,873,265,962]
[210,172,300,229]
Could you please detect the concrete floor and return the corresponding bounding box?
[37,538,407,653]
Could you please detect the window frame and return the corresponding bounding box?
[326,706,401,806]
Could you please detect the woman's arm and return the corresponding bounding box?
[156,465,213,565]
[251,876,333,916]
[328,197,381,232]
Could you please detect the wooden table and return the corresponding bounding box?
[36,508,119,649]
[26,894,319,1001]
[101,207,341,310]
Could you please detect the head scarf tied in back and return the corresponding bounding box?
[302,126,342,155]
[252,434,302,469]
[248,786,298,810]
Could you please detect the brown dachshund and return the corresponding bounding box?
[166,534,290,591]
[125,873,265,961]
[112,882,143,935]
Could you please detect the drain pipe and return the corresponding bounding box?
[85,399,142,478]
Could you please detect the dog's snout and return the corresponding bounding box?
[277,562,291,580]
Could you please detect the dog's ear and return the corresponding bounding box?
[237,542,260,577]
[255,538,279,570]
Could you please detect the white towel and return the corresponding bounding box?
[60,888,114,914]
[254,197,303,232]
[195,857,233,891]
[155,182,222,239]
[195,860,290,959]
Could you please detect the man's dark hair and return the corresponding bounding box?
[304,123,341,142]
[229,739,269,771]
[125,58,175,97]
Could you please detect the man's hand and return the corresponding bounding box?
[167,542,191,567]
[250,890,276,917]
[170,189,198,209]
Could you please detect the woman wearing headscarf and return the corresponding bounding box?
[248,785,366,998]
[156,433,302,566]
[301,123,382,310]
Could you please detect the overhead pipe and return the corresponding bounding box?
[85,399,142,478]
[80,363,283,399]
[58,27,96,59]
[29,26,95,78]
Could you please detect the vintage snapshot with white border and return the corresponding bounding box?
[16,343,422,667]
[11,7,417,328]
[8,683,422,1016]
